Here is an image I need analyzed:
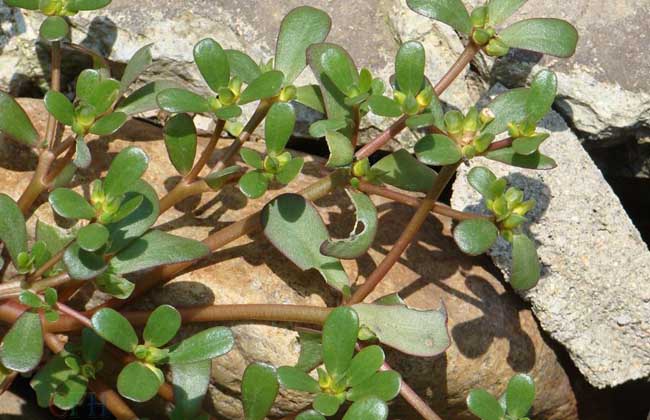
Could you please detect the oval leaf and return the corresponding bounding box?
[467,166,498,199]
[274,6,332,85]
[117,80,183,115]
[194,38,230,92]
[119,43,153,95]
[39,16,69,42]
[526,70,557,124]
[307,43,356,122]
[103,146,149,198]
[77,223,109,252]
[321,190,377,259]
[482,88,530,136]
[346,345,384,388]
[117,361,162,402]
[239,70,284,105]
[318,42,359,95]
[414,134,462,165]
[506,373,535,417]
[265,102,296,154]
[322,307,358,381]
[395,41,425,95]
[510,234,540,290]
[157,88,211,114]
[0,194,28,263]
[309,118,347,138]
[238,170,269,199]
[91,308,138,352]
[367,95,402,118]
[3,0,39,9]
[63,243,107,280]
[500,18,579,58]
[512,133,549,156]
[488,0,527,25]
[406,0,472,34]
[346,370,401,402]
[0,311,43,373]
[277,366,320,393]
[241,363,279,420]
[343,396,388,420]
[73,138,91,169]
[90,112,128,136]
[144,305,181,348]
[467,389,505,420]
[67,0,111,11]
[170,360,211,420]
[44,91,74,126]
[276,157,304,185]
[313,393,343,416]
[372,149,437,192]
[325,131,354,168]
[163,113,197,176]
[168,326,234,364]
[0,92,39,146]
[453,218,499,256]
[226,49,261,84]
[485,148,557,170]
[297,410,326,420]
[261,194,351,294]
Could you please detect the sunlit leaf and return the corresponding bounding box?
[44,91,74,126]
[117,80,183,115]
[500,18,579,58]
[39,16,69,42]
[163,113,197,176]
[467,389,505,420]
[143,305,181,347]
[506,373,535,417]
[313,393,343,416]
[512,133,548,156]
[307,43,355,123]
[343,397,388,420]
[30,353,77,408]
[170,360,211,420]
[265,102,295,154]
[321,190,377,259]
[0,194,27,263]
[0,311,42,373]
[325,131,354,168]
[226,49,261,84]
[485,148,557,170]
[276,157,304,185]
[90,112,128,135]
[467,166,498,199]
[157,88,211,114]
[296,85,326,114]
[204,165,244,191]
[414,134,462,165]
[194,38,230,92]
[488,0,527,25]
[297,410,326,420]
[526,70,557,124]
[454,218,498,256]
[346,370,401,402]
[395,41,425,95]
[67,0,112,11]
[77,223,109,252]
[277,366,320,393]
[346,345,384,388]
[241,363,279,420]
[372,149,437,193]
[295,331,323,372]
[214,104,242,120]
[94,272,135,300]
[510,234,540,290]
[3,0,39,9]
[322,307,358,381]
[91,308,138,352]
[168,327,234,364]
[103,146,149,198]
[482,88,529,135]
[238,170,269,199]
[309,118,346,138]
[0,92,39,146]
[406,0,472,34]
[239,70,284,105]
[73,137,91,169]
[117,361,162,402]
[119,43,153,95]
[367,95,402,118]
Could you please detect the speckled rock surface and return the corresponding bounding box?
[0,99,578,419]
[451,88,650,388]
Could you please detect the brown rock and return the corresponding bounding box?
[3,99,576,419]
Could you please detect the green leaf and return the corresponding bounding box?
[297,410,326,420]
[111,230,209,275]
[317,42,359,96]
[63,243,107,280]
[241,363,279,420]
[314,393,343,416]
[67,0,111,11]
[3,0,39,9]
[372,150,437,193]
[164,113,197,176]
[500,18,579,58]
[343,397,388,420]
[296,85,326,114]
[467,389,505,420]
[406,113,437,130]
[274,6,332,85]
[77,223,109,252]
[39,16,69,41]
[119,44,153,95]
[117,361,163,402]
[485,148,557,170]
[238,170,269,199]
[325,131,354,168]
[488,0,527,25]
[415,134,462,165]
[512,133,549,156]
[90,112,127,136]
[170,360,211,420]
[261,194,351,294]
[0,92,39,146]
[367,95,402,118]
[506,373,535,417]
[0,311,43,373]
[467,167,497,199]
[204,165,244,191]
[94,272,135,300]
[81,328,105,362]
[453,219,499,256]
[36,220,72,273]
[406,0,472,34]
[395,41,425,95]
[346,345,384,388]
[76,69,101,104]
[144,304,181,347]
[168,326,234,364]
[352,303,450,357]
[44,91,74,126]
[91,308,138,352]
[226,50,261,84]
[30,353,77,408]
[321,190,377,259]
[87,78,121,115]
[53,376,87,410]
[105,180,159,253]
[309,118,347,138]
[214,105,242,120]
[322,307,358,381]
[104,146,149,198]
[483,88,529,136]
[73,137,91,169]
[19,290,43,309]
[265,102,295,154]
[347,370,400,402]
[0,194,27,263]
[510,234,540,290]
[117,80,183,115]
[157,88,210,114]
[276,157,304,185]
[194,38,230,92]
[277,366,320,393]
[307,43,355,123]
[295,331,323,372]
[239,70,284,105]
[240,148,264,169]
[526,70,557,124]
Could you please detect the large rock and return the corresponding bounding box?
[451,87,650,388]
[2,99,577,418]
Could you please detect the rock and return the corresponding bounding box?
[451,87,650,388]
[4,98,577,419]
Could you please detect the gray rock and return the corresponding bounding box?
[451,87,650,388]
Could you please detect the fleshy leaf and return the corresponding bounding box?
[265,102,296,155]
[261,194,351,294]
[30,353,77,408]
[313,393,343,416]
[90,112,128,135]
[317,42,359,96]
[63,243,107,280]
[163,113,197,176]
[110,230,209,274]
[488,0,527,25]
[0,194,28,263]
[76,223,109,252]
[482,88,529,135]
[296,84,326,114]
[325,131,354,168]
[53,376,87,410]
[343,397,388,420]
[238,70,284,105]
[94,272,135,300]
[170,360,211,420]
[295,331,323,372]
[277,366,320,393]
[406,0,472,34]
[117,80,183,115]
[168,327,234,364]
[526,70,557,124]
[367,95,402,118]
[73,138,91,169]
[119,44,153,95]
[321,190,377,259]
[510,234,540,290]
[81,328,105,363]
[346,370,401,402]
[309,118,347,138]
[240,147,264,169]
[0,311,42,373]
[414,134,462,165]
[87,78,120,115]
[395,41,425,95]
[117,361,163,402]
[103,146,149,198]
[512,133,549,156]
[500,18,579,58]
[453,218,499,256]
[204,165,244,191]
[346,345,384,388]
[91,308,138,352]
[144,304,181,348]
[194,38,230,92]
[241,363,279,420]
[226,50,261,84]
[67,0,112,11]
[505,374,535,417]
[276,157,304,185]
[322,307,358,381]
[352,302,450,357]
[238,170,269,199]
[485,148,557,170]
[0,92,39,146]
[39,16,69,42]
[297,410,326,420]
[214,104,242,120]
[274,6,332,85]
[157,88,211,114]
[44,91,74,126]
[3,0,39,9]
[372,150,437,193]
[467,389,505,420]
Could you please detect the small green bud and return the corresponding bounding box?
[463,107,480,134]
[218,87,235,106]
[317,367,330,389]
[228,76,243,95]
[350,177,361,189]
[16,251,34,272]
[345,86,360,99]
[133,345,149,360]
[263,155,280,174]
[416,84,434,108]
[470,6,489,28]
[144,347,169,365]
[352,158,371,178]
[462,144,477,159]
[507,122,522,138]
[74,105,97,133]
[501,229,514,243]
[279,85,297,102]
[473,132,494,153]
[393,90,407,105]
[472,28,492,46]
[480,107,496,125]
[90,179,104,206]
[403,93,419,116]
[358,326,377,341]
[491,196,509,219]
[485,38,510,57]
[208,96,222,112]
[513,199,536,216]
[276,151,292,166]
[504,187,524,207]
[444,110,464,134]
[502,214,527,230]
[358,68,372,93]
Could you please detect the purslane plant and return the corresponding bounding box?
[0,0,577,419]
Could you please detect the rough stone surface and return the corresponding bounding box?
[451,87,650,388]
[1,99,577,419]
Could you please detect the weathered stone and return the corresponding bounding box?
[451,87,650,388]
[5,99,577,419]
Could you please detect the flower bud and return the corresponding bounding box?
[279,85,297,102]
[473,132,494,153]
[502,214,527,230]
[504,187,524,207]
[462,144,477,159]
[444,110,464,134]
[228,76,242,95]
[263,155,280,174]
[352,158,370,178]
[480,107,496,125]
[513,199,536,216]
[208,96,222,112]
[463,107,480,134]
[416,84,434,108]
[218,87,235,105]
[276,151,292,166]
[470,6,489,28]
[485,38,510,57]
[472,28,492,46]
[403,94,419,116]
